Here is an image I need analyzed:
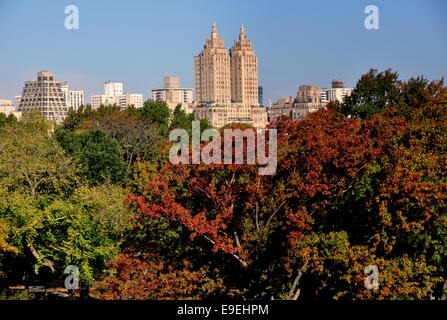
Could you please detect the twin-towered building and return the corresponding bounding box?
[193,24,268,128]
[11,24,350,127]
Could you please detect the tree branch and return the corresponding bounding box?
[266,199,287,228]
[288,261,308,300]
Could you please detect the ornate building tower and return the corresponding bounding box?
[230,25,259,107]
[194,23,231,105]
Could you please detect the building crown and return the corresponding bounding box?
[239,24,246,40]
[211,22,218,39]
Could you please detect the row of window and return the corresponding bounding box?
[25,82,60,87]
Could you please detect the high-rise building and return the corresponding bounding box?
[18,71,68,122]
[320,80,353,103]
[70,91,84,110]
[230,25,259,107]
[296,85,321,103]
[258,86,264,106]
[194,23,231,105]
[151,76,193,111]
[91,81,143,109]
[61,82,84,111]
[193,24,267,128]
[268,84,327,122]
[119,93,144,108]
[104,81,123,96]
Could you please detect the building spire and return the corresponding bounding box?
[211,22,218,39]
[239,24,246,40]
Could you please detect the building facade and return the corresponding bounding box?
[164,76,180,89]
[69,91,84,110]
[0,99,22,118]
[296,84,321,103]
[61,83,84,111]
[194,23,231,106]
[18,71,68,122]
[119,94,144,108]
[151,76,193,111]
[268,85,327,122]
[194,104,267,128]
[91,81,143,109]
[258,86,264,106]
[193,24,267,128]
[229,25,259,107]
[320,80,353,103]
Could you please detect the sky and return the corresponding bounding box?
[0,0,446,106]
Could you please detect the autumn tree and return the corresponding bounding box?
[103,70,447,300]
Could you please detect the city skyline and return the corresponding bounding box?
[0,0,446,104]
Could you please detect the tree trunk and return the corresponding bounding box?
[441,279,447,300]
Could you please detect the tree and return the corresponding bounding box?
[76,112,168,171]
[0,113,18,128]
[0,118,76,200]
[338,68,446,121]
[56,130,127,186]
[0,119,78,285]
[139,100,171,134]
[104,77,447,299]
[57,183,132,285]
[0,119,133,293]
[338,69,402,119]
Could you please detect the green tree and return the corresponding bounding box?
[0,119,132,293]
[338,68,402,119]
[0,113,18,128]
[0,119,78,284]
[56,130,127,185]
[139,100,171,134]
[338,68,446,120]
[76,111,168,171]
[170,104,212,134]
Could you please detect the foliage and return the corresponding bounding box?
[0,113,18,128]
[102,70,447,300]
[338,68,445,120]
[1,69,446,300]
[56,129,127,186]
[0,118,132,289]
[139,100,171,135]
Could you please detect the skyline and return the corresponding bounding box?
[1,0,446,104]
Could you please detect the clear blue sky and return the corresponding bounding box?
[0,0,446,105]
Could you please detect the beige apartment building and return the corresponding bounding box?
[151,76,193,111]
[194,23,231,106]
[320,80,353,103]
[0,99,22,118]
[193,24,267,128]
[230,25,259,106]
[268,85,327,122]
[91,81,143,109]
[18,71,68,122]
[61,83,84,111]
[296,84,321,103]
[194,104,267,128]
[69,91,85,110]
